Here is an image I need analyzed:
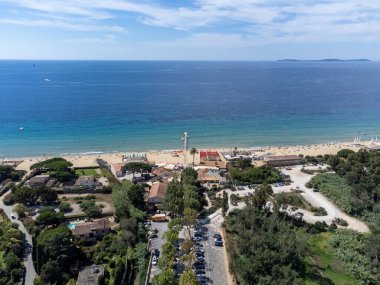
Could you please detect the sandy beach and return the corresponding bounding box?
[5,140,376,173]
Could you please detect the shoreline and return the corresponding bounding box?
[3,140,377,173]
[1,139,376,161]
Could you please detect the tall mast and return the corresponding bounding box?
[181,131,189,151]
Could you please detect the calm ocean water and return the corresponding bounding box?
[1,60,380,157]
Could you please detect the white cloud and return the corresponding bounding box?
[0,18,125,32]
[0,0,380,44]
[64,34,116,44]
[148,33,257,48]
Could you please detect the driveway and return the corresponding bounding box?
[0,196,37,285]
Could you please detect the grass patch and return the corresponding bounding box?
[100,167,120,186]
[304,232,359,285]
[275,192,313,211]
[75,168,98,176]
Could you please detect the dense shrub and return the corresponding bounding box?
[229,166,282,185]
[330,229,374,284]
[308,173,358,215]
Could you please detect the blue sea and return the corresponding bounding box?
[1,60,380,158]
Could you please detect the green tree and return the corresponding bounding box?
[337,149,355,158]
[125,162,152,173]
[190,148,197,166]
[235,157,252,169]
[128,184,145,209]
[184,184,201,211]
[37,186,58,204]
[36,226,78,281]
[80,201,102,219]
[179,269,198,285]
[12,186,38,205]
[0,165,24,183]
[164,180,184,216]
[222,190,229,216]
[224,204,306,285]
[30,157,73,171]
[181,167,198,186]
[13,204,28,218]
[112,183,132,219]
[36,208,64,227]
[4,252,21,270]
[40,259,64,284]
[58,202,73,213]
[183,208,197,226]
[253,183,273,210]
[152,268,176,285]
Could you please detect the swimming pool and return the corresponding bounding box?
[68,223,76,230]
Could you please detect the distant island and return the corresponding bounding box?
[278,58,371,62]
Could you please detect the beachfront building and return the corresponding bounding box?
[27,175,49,188]
[149,167,174,184]
[75,176,96,188]
[369,146,380,151]
[72,218,111,243]
[112,163,126,177]
[147,181,168,209]
[122,152,147,163]
[76,264,104,285]
[265,155,301,167]
[197,168,226,187]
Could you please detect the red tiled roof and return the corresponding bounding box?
[73,218,110,236]
[149,182,168,199]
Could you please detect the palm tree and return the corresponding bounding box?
[190,147,197,166]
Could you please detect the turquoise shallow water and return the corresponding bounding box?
[1,60,380,157]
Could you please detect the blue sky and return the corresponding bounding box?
[0,0,379,60]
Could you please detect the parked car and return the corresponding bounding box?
[196,269,206,275]
[193,236,202,242]
[152,256,158,266]
[11,214,16,219]
[153,249,160,257]
[150,233,158,238]
[213,233,222,239]
[215,240,223,246]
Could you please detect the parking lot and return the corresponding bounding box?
[188,219,229,285]
[148,221,168,283]
[203,223,229,285]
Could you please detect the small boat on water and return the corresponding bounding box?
[44,78,51,82]
[19,127,24,131]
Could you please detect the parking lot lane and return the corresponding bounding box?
[148,221,168,283]
[204,224,229,285]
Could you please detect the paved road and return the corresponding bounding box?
[147,221,168,283]
[0,195,37,285]
[203,223,229,285]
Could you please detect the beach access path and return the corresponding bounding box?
[281,166,369,233]
[217,165,369,233]
[0,194,37,285]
